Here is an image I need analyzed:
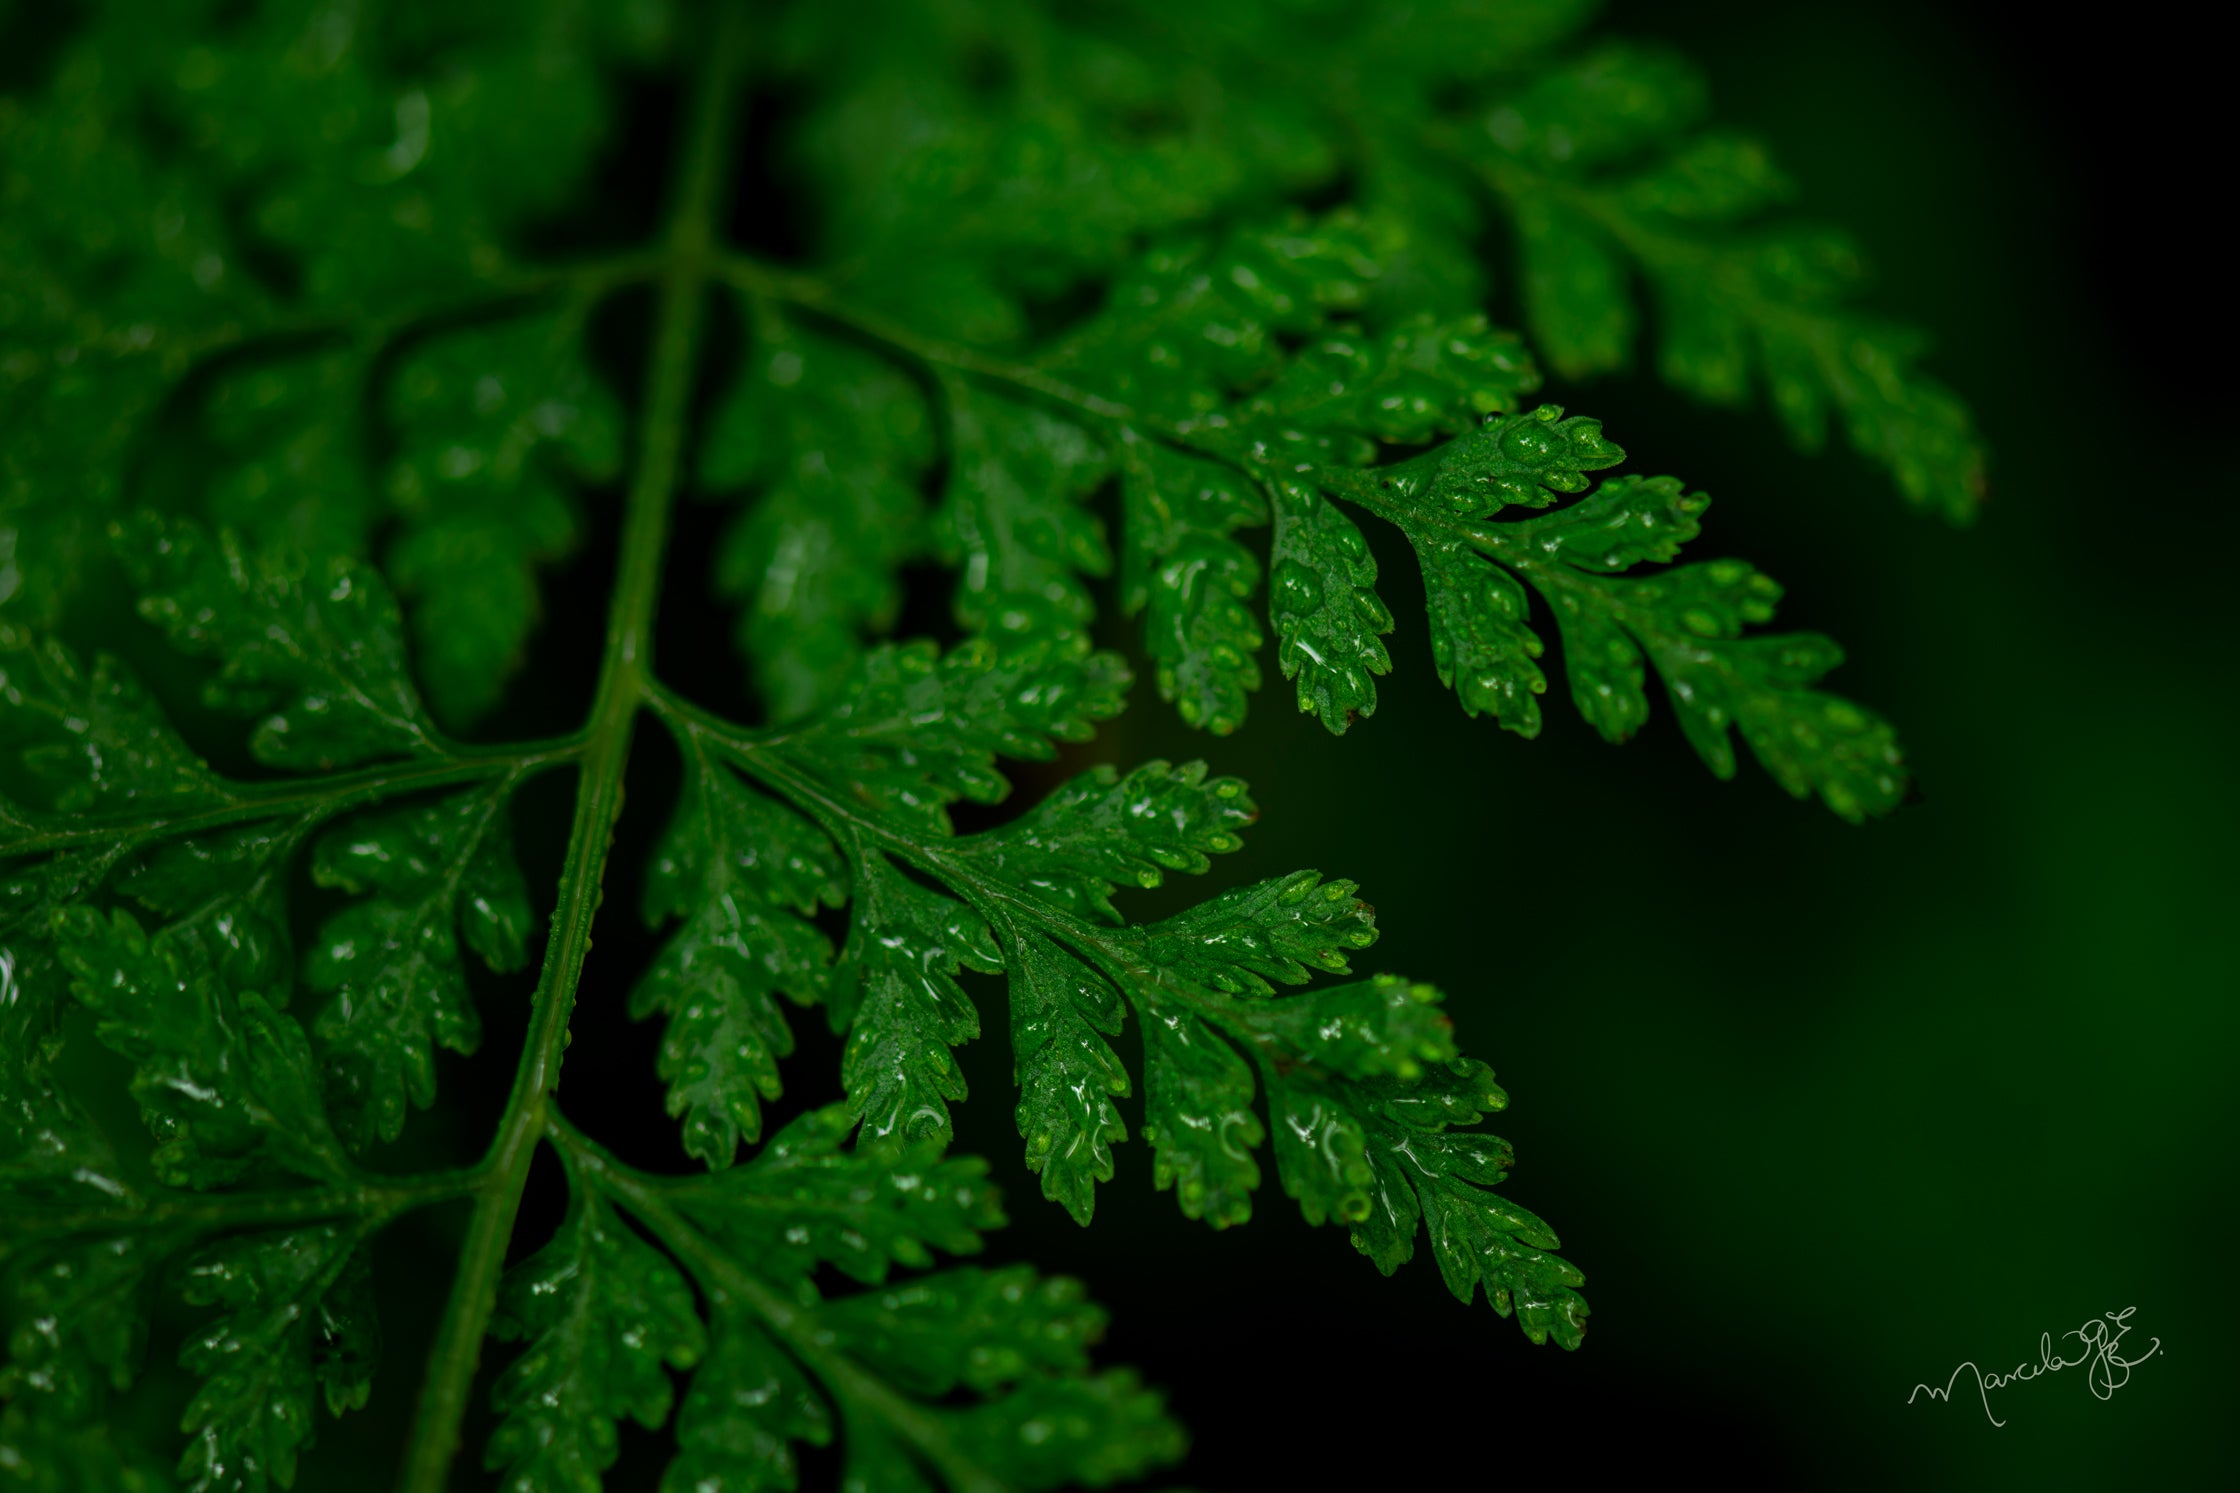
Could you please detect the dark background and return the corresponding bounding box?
[919,2,2232,1486]
[38,1,2233,1488]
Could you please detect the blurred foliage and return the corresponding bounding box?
[1,0,2225,1490]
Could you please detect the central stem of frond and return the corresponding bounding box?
[392,6,750,1488]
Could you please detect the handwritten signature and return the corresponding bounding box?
[1908,1307,2160,1427]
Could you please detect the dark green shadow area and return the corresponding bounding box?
[961,2,2231,1488]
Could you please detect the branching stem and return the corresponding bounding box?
[642,685,1294,1069]
[543,1111,1019,1493]
[0,743,578,860]
[389,7,748,1489]
[3,1169,481,1244]
[715,251,1394,544]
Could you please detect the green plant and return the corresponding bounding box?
[0,1,1982,1489]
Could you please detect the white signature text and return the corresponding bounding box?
[1907,1307,2160,1427]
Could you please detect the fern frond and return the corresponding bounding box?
[648,660,1590,1347]
[1447,45,1988,517]
[541,1112,1186,1493]
[0,0,1984,1483]
[724,212,1906,814]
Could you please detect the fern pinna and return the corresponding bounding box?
[0,1,1981,1489]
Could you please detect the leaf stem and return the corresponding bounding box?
[716,251,1305,519]
[389,7,748,1489]
[2,1169,480,1246]
[719,255,1140,424]
[711,265,1774,728]
[0,743,578,861]
[645,697,1294,1067]
[543,1111,1018,1493]
[59,249,666,379]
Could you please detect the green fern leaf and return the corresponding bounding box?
[115,516,442,770]
[118,819,300,1018]
[0,0,1992,1481]
[1267,478,1396,733]
[1346,404,1907,817]
[1136,870,1380,993]
[1346,1059,1588,1347]
[486,1190,707,1493]
[1138,1008,1266,1230]
[384,310,623,725]
[0,1403,173,1493]
[830,853,1002,1149]
[1116,439,1265,734]
[306,786,532,1147]
[669,1106,1000,1285]
[938,388,1112,655]
[662,660,1582,1321]
[0,1229,160,1419]
[204,351,378,565]
[52,905,348,1189]
[776,639,1129,832]
[0,628,220,813]
[664,1307,831,1493]
[959,760,1253,924]
[633,747,843,1166]
[1462,45,1988,516]
[700,304,935,720]
[1007,930,1131,1226]
[552,1112,1183,1493]
[176,1226,379,1493]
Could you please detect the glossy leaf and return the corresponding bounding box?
[1346,1060,1590,1349]
[671,1105,1002,1287]
[1268,479,1393,733]
[0,629,221,815]
[1134,870,1381,996]
[175,1227,379,1493]
[662,1309,830,1493]
[819,1271,1173,1486]
[114,516,441,771]
[51,905,347,1189]
[0,931,135,1214]
[1042,216,1384,420]
[692,649,1578,1320]
[120,819,300,1014]
[1116,439,1266,735]
[306,787,533,1147]
[1398,404,1628,516]
[486,1190,707,1493]
[1138,1010,1265,1229]
[633,754,843,1166]
[611,1123,1183,1493]
[778,639,1130,834]
[956,760,1254,925]
[1363,405,1909,816]
[702,307,935,720]
[1242,313,1541,451]
[384,310,623,726]
[0,1232,165,1422]
[1005,931,1129,1225]
[821,1262,1101,1388]
[1034,213,1550,737]
[938,388,1112,655]
[830,854,1001,1149]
